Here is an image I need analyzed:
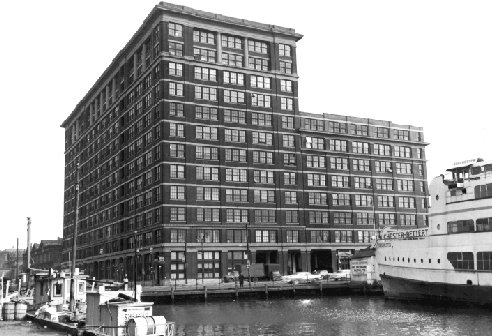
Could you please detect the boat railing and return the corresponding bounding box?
[88,322,175,336]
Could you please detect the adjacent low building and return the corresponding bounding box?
[24,238,63,272]
[60,2,428,283]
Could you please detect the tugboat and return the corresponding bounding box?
[376,158,492,304]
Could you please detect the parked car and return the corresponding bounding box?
[281,272,322,284]
[330,269,351,281]
[223,270,240,283]
[313,270,332,280]
[270,270,282,281]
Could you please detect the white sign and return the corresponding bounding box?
[382,228,428,240]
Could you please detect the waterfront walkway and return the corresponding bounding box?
[141,279,354,303]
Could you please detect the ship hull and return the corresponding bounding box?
[380,273,492,305]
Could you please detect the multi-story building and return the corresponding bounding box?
[0,248,24,280]
[61,2,428,283]
[23,238,63,271]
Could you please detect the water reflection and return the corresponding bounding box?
[154,296,492,336]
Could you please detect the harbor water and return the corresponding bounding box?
[154,296,492,336]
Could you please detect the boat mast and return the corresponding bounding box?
[70,162,80,313]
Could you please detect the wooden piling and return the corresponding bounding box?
[204,286,207,300]
[264,284,268,300]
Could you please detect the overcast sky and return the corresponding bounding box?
[1,0,491,249]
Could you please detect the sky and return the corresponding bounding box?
[0,0,491,249]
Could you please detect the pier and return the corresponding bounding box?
[141,279,366,303]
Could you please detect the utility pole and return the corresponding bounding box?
[16,238,19,287]
[26,217,31,292]
[70,162,80,313]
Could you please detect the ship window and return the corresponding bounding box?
[477,252,492,270]
[437,259,440,263]
[477,217,492,232]
[447,252,474,270]
[447,220,475,234]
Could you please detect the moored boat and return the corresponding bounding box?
[376,158,492,305]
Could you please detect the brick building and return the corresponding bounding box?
[23,238,63,271]
[61,2,428,283]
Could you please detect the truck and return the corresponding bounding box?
[234,263,280,281]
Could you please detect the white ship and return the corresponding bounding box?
[375,158,492,304]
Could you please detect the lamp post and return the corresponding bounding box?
[133,231,138,301]
[245,223,251,288]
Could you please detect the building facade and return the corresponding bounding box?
[61,2,428,283]
[0,249,24,280]
[23,238,63,272]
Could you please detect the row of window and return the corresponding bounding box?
[447,217,492,234]
[169,22,293,56]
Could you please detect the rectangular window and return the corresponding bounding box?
[307,173,326,186]
[169,123,184,137]
[304,118,324,131]
[169,42,183,57]
[284,191,297,204]
[350,124,368,136]
[328,122,347,133]
[283,172,296,185]
[170,164,185,179]
[279,61,292,74]
[170,143,185,158]
[255,230,277,243]
[196,166,219,181]
[225,168,248,183]
[224,129,246,143]
[221,52,243,67]
[285,210,299,223]
[334,231,353,243]
[353,159,371,172]
[168,23,183,37]
[394,129,410,140]
[252,131,273,145]
[377,127,390,138]
[334,212,352,224]
[225,189,248,202]
[279,44,292,57]
[197,209,220,222]
[329,140,347,152]
[248,57,269,71]
[226,209,248,223]
[195,86,217,101]
[356,212,375,225]
[193,47,216,63]
[305,136,324,149]
[280,97,294,110]
[195,146,218,160]
[398,196,416,208]
[331,175,350,188]
[307,155,326,168]
[375,161,393,173]
[224,71,245,86]
[330,157,348,170]
[254,170,274,184]
[251,112,272,126]
[254,210,276,223]
[308,192,328,205]
[396,162,412,175]
[225,148,247,162]
[248,40,268,54]
[282,135,295,148]
[170,229,186,243]
[194,66,217,81]
[281,116,294,129]
[354,195,373,207]
[251,93,271,108]
[280,79,292,92]
[224,109,246,123]
[374,144,391,156]
[311,230,330,243]
[224,90,245,104]
[397,180,414,191]
[170,208,186,221]
[394,146,412,158]
[169,102,184,117]
[375,178,393,191]
[195,106,218,121]
[196,126,218,140]
[309,211,329,224]
[352,141,370,154]
[170,186,185,200]
[251,75,271,89]
[332,193,351,206]
[377,195,394,207]
[221,34,242,49]
[196,187,220,201]
[354,177,372,189]
[169,62,183,77]
[193,30,215,44]
[254,190,275,203]
[400,214,416,226]
[286,230,299,243]
[169,82,183,96]
[447,220,474,234]
[253,150,273,164]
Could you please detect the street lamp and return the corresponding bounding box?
[133,231,138,301]
[245,223,251,288]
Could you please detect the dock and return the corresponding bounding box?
[141,280,365,303]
